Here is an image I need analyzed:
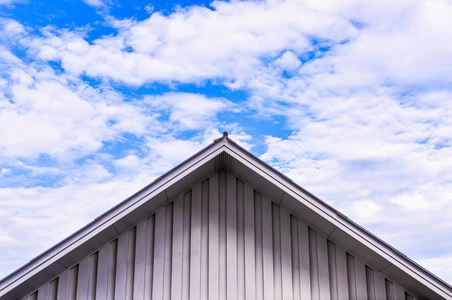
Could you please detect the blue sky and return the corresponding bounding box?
[1,0,452,285]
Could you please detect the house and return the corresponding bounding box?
[0,132,451,299]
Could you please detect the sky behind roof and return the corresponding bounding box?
[1,0,452,285]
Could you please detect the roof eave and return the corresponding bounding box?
[0,137,227,298]
[219,138,452,299]
[1,135,451,299]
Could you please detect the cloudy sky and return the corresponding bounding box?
[1,0,452,285]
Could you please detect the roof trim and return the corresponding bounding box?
[1,134,451,299]
[0,136,225,298]
[219,138,452,298]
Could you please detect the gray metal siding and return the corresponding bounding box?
[22,170,416,300]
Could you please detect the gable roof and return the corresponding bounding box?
[1,132,451,299]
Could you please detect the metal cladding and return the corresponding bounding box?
[1,135,451,299]
[19,171,415,300]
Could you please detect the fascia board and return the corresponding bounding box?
[221,139,452,299]
[0,139,225,298]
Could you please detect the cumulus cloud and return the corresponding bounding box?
[82,0,112,8]
[27,0,355,85]
[0,67,151,162]
[145,92,233,130]
[0,179,145,277]
[1,0,452,286]
[0,0,22,6]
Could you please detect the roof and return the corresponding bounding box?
[1,132,451,299]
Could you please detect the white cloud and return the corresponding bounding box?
[114,154,142,171]
[82,0,111,8]
[28,0,356,85]
[1,0,452,286]
[146,92,233,130]
[0,0,23,6]
[1,73,108,161]
[0,52,159,163]
[418,255,452,285]
[0,179,145,279]
[144,4,154,14]
[260,91,452,266]
[275,51,302,72]
[0,18,25,37]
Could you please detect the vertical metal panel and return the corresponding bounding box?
[76,256,90,300]
[366,266,376,300]
[133,219,148,300]
[237,179,246,300]
[335,245,349,299]
[114,227,135,300]
[347,253,357,300]
[261,195,275,300]
[163,203,173,300]
[316,233,330,300]
[30,292,37,300]
[386,279,395,300]
[56,268,70,300]
[200,179,209,300]
[190,184,202,300]
[152,207,167,300]
[169,191,191,300]
[126,228,136,299]
[393,284,405,300]
[298,220,311,300]
[354,258,368,299]
[280,207,293,300]
[226,173,238,300]
[116,232,128,300]
[244,183,256,300]
[23,170,423,300]
[219,170,227,300]
[290,216,301,300]
[255,192,264,300]
[347,253,359,300]
[182,191,191,300]
[374,271,387,300]
[309,227,320,300]
[95,246,108,300]
[107,240,117,299]
[208,172,219,300]
[67,265,78,300]
[171,195,184,300]
[95,240,116,300]
[36,282,49,300]
[49,279,58,300]
[152,204,174,300]
[88,253,97,300]
[76,253,97,300]
[328,241,338,300]
[273,203,283,300]
[405,293,415,300]
[38,281,57,300]
[144,215,155,299]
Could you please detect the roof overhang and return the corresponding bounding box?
[1,134,451,299]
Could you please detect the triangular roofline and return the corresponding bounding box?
[1,133,451,299]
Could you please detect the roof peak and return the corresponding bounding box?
[214,131,230,143]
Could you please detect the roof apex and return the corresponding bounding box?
[1,134,451,299]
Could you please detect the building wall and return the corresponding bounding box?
[22,170,417,300]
